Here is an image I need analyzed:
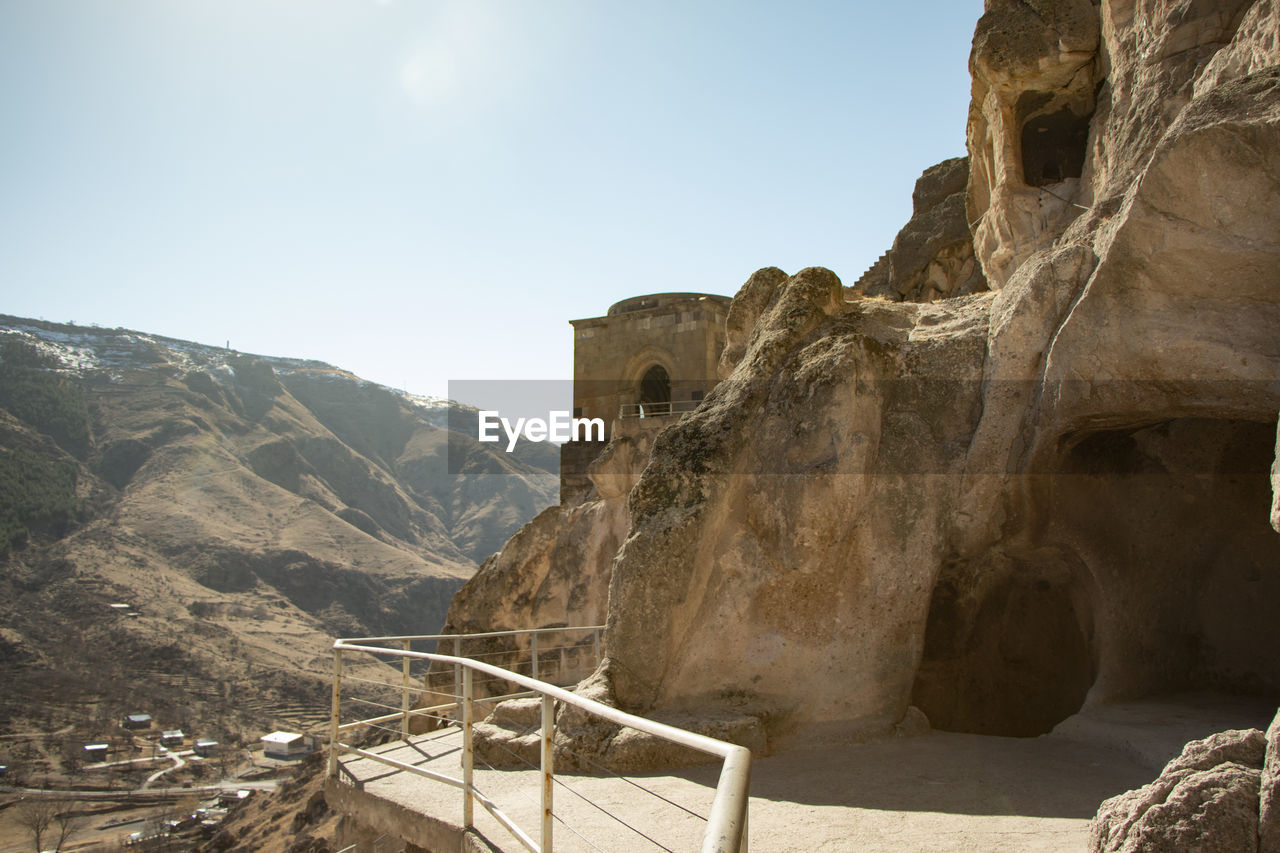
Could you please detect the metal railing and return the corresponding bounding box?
[618,400,701,419]
[334,626,606,736]
[328,628,750,853]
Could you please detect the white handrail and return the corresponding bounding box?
[329,639,750,853]
[618,400,701,419]
[339,625,606,645]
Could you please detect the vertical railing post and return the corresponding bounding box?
[328,647,343,778]
[401,639,412,737]
[541,693,555,852]
[592,628,601,667]
[462,666,474,829]
[453,637,462,719]
[531,632,539,680]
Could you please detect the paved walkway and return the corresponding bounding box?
[333,693,1275,853]
[337,729,1151,852]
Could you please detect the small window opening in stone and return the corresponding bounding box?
[1021,106,1090,187]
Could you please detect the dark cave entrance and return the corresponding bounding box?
[1051,417,1280,702]
[1020,106,1090,187]
[911,555,1095,737]
[913,416,1280,737]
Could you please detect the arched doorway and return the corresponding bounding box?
[638,365,671,416]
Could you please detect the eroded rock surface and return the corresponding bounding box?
[1093,762,1261,852]
[592,0,1280,743]
[854,158,988,302]
[1262,713,1280,853]
[1271,416,1280,533]
[967,0,1101,284]
[606,267,990,732]
[413,411,654,721]
[1089,724,1274,852]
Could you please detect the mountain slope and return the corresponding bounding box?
[0,315,556,742]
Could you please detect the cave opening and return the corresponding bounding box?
[912,416,1280,737]
[1052,417,1280,702]
[911,556,1095,737]
[1020,106,1090,187]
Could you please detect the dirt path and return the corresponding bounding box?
[141,747,187,789]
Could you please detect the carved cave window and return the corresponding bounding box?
[1020,106,1090,187]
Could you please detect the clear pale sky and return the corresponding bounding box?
[0,1,983,400]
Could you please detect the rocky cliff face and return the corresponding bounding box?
[442,0,1280,758]
[423,416,660,706]
[853,157,989,302]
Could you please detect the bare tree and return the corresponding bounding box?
[14,797,56,852]
[51,800,85,852]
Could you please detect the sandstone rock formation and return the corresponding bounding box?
[1272,417,1280,532]
[1263,712,1280,853]
[442,0,1280,765]
[413,420,650,716]
[1089,719,1278,852]
[852,157,988,302]
[607,266,991,732]
[605,0,1280,742]
[967,0,1101,284]
[437,418,655,633]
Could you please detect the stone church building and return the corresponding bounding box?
[559,291,731,501]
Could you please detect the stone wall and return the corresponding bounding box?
[569,293,731,428]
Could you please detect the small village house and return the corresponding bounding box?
[217,789,252,807]
[122,713,152,730]
[259,731,312,759]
